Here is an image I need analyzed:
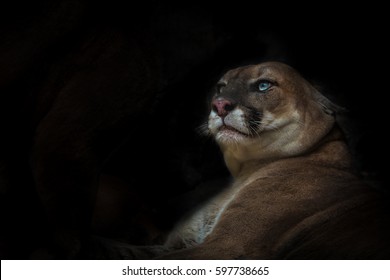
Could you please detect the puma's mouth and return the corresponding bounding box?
[218,125,249,137]
[207,108,261,142]
[214,124,252,144]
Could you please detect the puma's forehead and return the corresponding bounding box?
[220,61,302,84]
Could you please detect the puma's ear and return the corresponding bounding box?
[312,88,347,116]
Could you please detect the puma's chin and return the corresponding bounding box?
[215,125,251,143]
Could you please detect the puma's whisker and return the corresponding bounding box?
[196,122,210,136]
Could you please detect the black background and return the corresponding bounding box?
[0,0,388,258]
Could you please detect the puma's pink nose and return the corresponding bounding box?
[212,97,235,117]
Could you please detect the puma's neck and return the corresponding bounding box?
[223,125,352,179]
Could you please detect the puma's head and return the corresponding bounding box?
[206,61,342,177]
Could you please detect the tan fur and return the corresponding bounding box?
[123,62,390,259]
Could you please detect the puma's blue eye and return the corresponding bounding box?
[258,81,272,92]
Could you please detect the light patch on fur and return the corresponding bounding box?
[215,130,246,145]
[164,182,244,249]
[184,195,235,245]
[164,165,271,249]
[224,108,247,133]
[208,111,223,135]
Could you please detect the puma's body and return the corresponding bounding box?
[163,130,389,259]
[156,62,390,259]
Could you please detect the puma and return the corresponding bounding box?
[109,61,390,260]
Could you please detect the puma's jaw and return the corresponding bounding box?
[208,107,305,174]
[208,109,250,144]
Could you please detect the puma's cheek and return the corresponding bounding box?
[223,108,247,133]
